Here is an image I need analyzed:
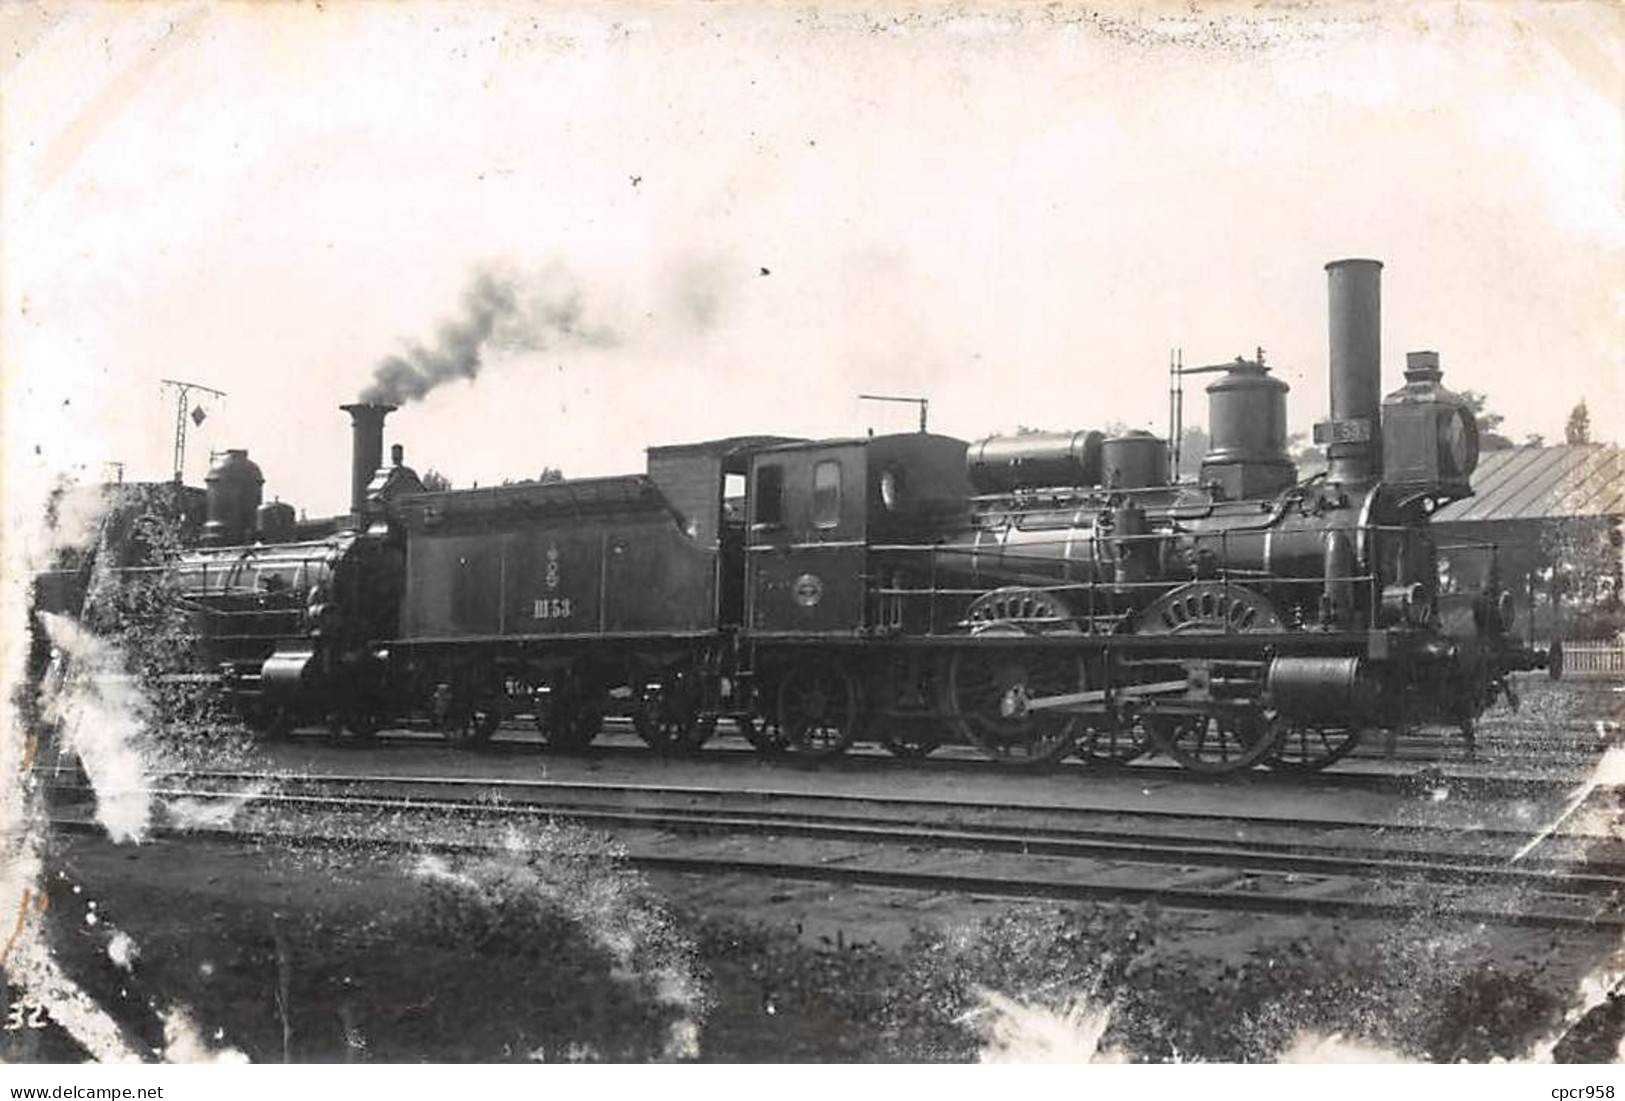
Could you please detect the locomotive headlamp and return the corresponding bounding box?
[1437,404,1479,481]
[1380,351,1477,501]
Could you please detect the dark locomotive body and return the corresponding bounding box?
[35,258,1555,773]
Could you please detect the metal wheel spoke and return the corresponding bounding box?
[1265,724,1362,772]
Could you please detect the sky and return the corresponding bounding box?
[4,0,1622,521]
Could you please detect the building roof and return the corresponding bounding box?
[1432,444,1623,524]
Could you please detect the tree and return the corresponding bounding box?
[1542,515,1624,638]
[1457,390,1515,451]
[420,468,452,492]
[1287,430,1324,469]
[1175,425,1208,480]
[37,486,257,766]
[538,467,565,484]
[1565,400,1591,445]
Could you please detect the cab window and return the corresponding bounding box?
[754,464,784,527]
[812,460,842,528]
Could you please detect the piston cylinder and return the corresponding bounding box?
[1266,656,1378,723]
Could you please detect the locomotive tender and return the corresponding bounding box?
[109,259,1557,773]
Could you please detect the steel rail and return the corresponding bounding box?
[103,728,1606,796]
[44,788,1624,931]
[47,774,1625,890]
[70,766,1616,855]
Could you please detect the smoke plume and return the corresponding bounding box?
[360,264,616,406]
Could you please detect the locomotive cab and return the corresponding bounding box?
[645,435,802,628]
[746,433,969,636]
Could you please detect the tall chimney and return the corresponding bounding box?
[1320,258,1384,484]
[340,402,396,516]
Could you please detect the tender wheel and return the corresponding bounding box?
[877,719,943,759]
[689,713,719,750]
[737,714,789,755]
[776,661,860,760]
[1264,725,1365,772]
[633,671,712,753]
[443,705,500,749]
[433,681,499,749]
[529,671,604,751]
[542,686,603,750]
[948,645,1080,766]
[1151,711,1276,775]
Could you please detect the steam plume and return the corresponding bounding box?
[360,264,616,405]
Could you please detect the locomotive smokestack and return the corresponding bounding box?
[1320,259,1384,484]
[340,402,396,516]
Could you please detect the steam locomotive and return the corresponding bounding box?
[72,259,1557,774]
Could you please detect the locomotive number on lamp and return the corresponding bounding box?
[533,597,575,620]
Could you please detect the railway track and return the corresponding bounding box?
[43,768,1625,932]
[260,709,1624,769]
[212,723,1620,801]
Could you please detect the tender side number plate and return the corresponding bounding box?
[533,597,575,620]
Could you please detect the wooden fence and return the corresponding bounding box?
[1558,642,1625,678]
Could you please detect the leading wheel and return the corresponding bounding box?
[1151,711,1276,775]
[948,644,1081,766]
[776,661,860,761]
[1264,725,1364,772]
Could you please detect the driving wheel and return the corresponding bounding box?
[948,643,1080,766]
[1265,725,1364,772]
[1152,711,1276,775]
[776,660,860,761]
